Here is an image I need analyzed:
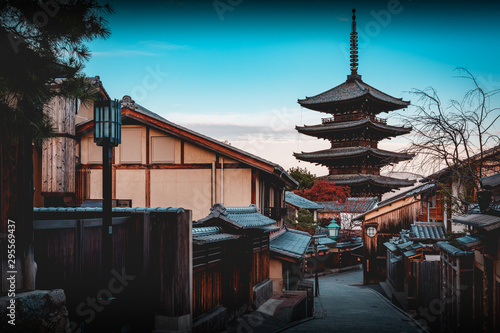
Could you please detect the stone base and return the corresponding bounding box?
[193,306,227,333]
[153,313,191,333]
[0,289,70,333]
[252,279,273,310]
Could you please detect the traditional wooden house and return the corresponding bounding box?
[436,241,474,332]
[423,145,500,231]
[354,183,443,284]
[193,203,277,331]
[284,191,323,223]
[73,91,296,221]
[439,172,500,332]
[294,9,414,197]
[383,223,446,324]
[269,228,312,293]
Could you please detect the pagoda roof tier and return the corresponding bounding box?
[294,146,414,166]
[296,118,411,140]
[298,77,410,114]
[318,173,415,189]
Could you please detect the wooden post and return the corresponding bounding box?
[153,210,192,332]
[102,144,113,280]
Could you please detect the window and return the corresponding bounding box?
[120,128,142,164]
[151,136,175,163]
[366,227,377,238]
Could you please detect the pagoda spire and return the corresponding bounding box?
[349,8,359,78]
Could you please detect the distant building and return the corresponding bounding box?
[293,9,414,197]
[354,183,444,284]
[317,197,378,226]
[284,191,323,223]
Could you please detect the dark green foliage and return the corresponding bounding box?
[295,208,316,235]
[0,0,112,142]
[287,167,316,191]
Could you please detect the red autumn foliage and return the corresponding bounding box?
[293,180,350,202]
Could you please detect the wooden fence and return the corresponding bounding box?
[33,207,191,332]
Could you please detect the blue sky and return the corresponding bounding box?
[84,0,500,175]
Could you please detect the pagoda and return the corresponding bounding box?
[294,9,415,197]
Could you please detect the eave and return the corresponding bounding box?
[294,147,414,164]
[295,119,411,140]
[76,107,298,188]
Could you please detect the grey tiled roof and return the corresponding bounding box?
[294,146,414,162]
[296,118,411,137]
[384,242,398,252]
[390,255,402,263]
[436,241,473,257]
[78,95,298,188]
[285,192,323,210]
[270,228,312,259]
[481,172,500,188]
[34,206,184,213]
[192,226,238,245]
[316,236,337,247]
[197,203,276,229]
[298,78,410,113]
[318,197,378,213]
[319,174,415,187]
[453,213,500,231]
[409,223,446,240]
[456,234,485,248]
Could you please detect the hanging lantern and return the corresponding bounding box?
[327,218,341,241]
[94,98,121,147]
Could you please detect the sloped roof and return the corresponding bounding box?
[436,241,473,257]
[192,226,238,245]
[424,145,500,182]
[76,96,298,188]
[453,213,500,231]
[318,197,378,213]
[353,183,434,221]
[456,234,485,248]
[270,228,312,260]
[480,172,500,189]
[285,192,323,210]
[294,146,414,163]
[320,174,415,188]
[409,223,446,240]
[296,118,411,139]
[34,206,184,214]
[197,203,277,230]
[298,78,410,114]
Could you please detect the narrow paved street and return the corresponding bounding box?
[281,270,424,333]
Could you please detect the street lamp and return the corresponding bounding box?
[327,218,341,241]
[94,98,121,280]
[314,242,319,297]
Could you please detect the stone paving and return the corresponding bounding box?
[224,270,426,333]
[281,270,425,333]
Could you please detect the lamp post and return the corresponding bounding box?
[94,98,121,280]
[314,242,319,296]
[327,218,341,241]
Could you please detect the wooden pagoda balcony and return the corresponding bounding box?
[322,114,388,125]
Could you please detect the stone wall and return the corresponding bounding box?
[0,289,70,333]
